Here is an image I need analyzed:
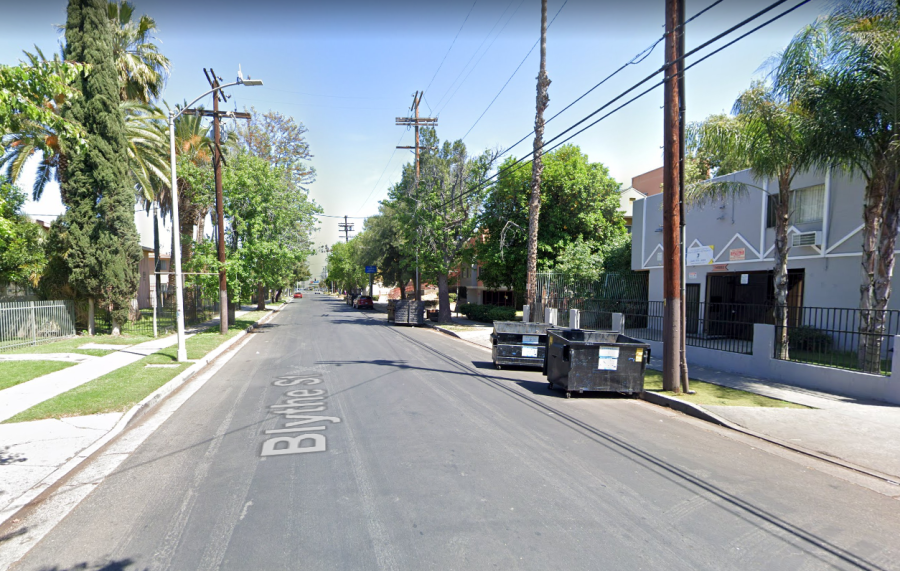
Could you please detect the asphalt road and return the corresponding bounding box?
[10,296,900,571]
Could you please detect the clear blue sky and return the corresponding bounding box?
[3,0,827,275]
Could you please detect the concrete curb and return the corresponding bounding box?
[639,389,900,486]
[0,303,288,529]
[426,322,493,352]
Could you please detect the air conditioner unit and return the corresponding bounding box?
[791,231,822,248]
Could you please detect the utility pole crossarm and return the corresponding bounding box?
[182,109,252,120]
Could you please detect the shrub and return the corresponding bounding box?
[448,293,457,302]
[788,326,832,352]
[456,303,516,323]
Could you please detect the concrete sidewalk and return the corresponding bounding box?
[0,304,284,524]
[0,307,257,423]
[646,357,900,482]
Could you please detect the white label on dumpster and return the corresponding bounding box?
[523,335,539,345]
[598,348,619,370]
[522,346,538,358]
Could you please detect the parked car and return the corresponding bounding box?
[354,295,374,310]
[293,291,302,299]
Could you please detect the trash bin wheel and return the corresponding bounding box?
[494,362,501,370]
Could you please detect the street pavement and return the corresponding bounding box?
[6,296,900,570]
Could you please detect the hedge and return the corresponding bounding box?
[456,303,517,323]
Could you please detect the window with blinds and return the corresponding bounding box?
[790,184,825,224]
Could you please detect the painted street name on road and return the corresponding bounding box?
[261,373,341,457]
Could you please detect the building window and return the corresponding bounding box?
[790,184,825,224]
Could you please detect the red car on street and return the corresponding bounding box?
[354,295,374,309]
[293,291,302,298]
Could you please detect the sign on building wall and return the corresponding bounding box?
[686,245,714,266]
[729,248,746,261]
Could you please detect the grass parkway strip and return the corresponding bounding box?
[4,311,269,423]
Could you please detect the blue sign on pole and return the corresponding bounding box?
[365,266,377,274]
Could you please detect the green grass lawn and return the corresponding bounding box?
[786,349,890,375]
[2,334,154,357]
[5,310,273,423]
[0,361,77,392]
[643,370,807,408]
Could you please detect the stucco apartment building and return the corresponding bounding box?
[631,167,896,313]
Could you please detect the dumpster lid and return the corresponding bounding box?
[492,321,552,335]
[549,328,648,347]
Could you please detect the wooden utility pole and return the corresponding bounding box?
[525,0,551,319]
[663,0,684,393]
[338,215,354,243]
[396,91,437,179]
[677,0,691,394]
[396,91,438,303]
[183,68,251,334]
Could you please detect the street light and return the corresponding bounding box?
[168,69,263,362]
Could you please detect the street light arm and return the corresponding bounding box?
[170,80,243,122]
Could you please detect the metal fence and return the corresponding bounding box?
[90,291,219,337]
[774,307,900,375]
[532,272,649,326]
[0,300,76,352]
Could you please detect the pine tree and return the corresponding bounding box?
[57,0,141,334]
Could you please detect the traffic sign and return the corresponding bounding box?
[365,266,377,274]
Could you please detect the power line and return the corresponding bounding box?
[355,130,408,215]
[495,0,728,159]
[460,0,568,142]
[423,0,479,102]
[438,0,812,210]
[314,213,369,219]
[431,0,523,114]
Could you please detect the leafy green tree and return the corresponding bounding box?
[232,108,316,191]
[326,239,367,294]
[389,129,497,322]
[0,179,46,287]
[356,199,410,292]
[686,82,810,359]
[774,0,900,371]
[477,145,626,295]
[186,153,320,307]
[54,0,142,334]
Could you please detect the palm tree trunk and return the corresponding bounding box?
[525,0,551,318]
[153,207,162,309]
[858,173,886,371]
[773,174,792,360]
[866,169,900,373]
[196,207,208,244]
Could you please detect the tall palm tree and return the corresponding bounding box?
[687,81,811,359]
[106,1,171,103]
[0,47,70,202]
[774,0,900,371]
[3,0,171,199]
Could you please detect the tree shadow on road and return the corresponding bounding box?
[35,558,141,571]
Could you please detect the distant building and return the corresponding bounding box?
[137,247,171,309]
[619,167,662,232]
